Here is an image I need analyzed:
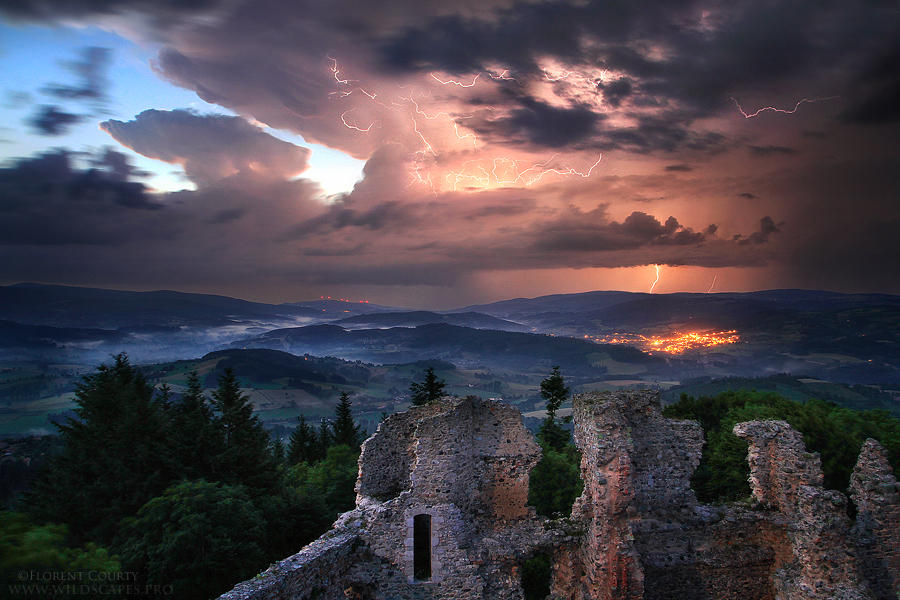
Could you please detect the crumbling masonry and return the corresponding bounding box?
[219,392,899,600]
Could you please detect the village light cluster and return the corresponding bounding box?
[587,330,740,354]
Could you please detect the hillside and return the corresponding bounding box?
[332,311,530,332]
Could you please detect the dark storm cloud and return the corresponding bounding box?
[533,207,710,253]
[773,159,900,291]
[2,0,899,296]
[735,216,781,245]
[100,109,311,185]
[25,47,113,136]
[840,44,900,124]
[42,46,111,103]
[597,77,633,108]
[0,149,160,245]
[748,145,797,157]
[0,0,221,22]
[208,207,246,224]
[284,201,420,238]
[27,105,83,135]
[495,97,600,147]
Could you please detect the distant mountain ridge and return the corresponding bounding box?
[0,283,396,329]
[231,322,659,374]
[1,283,897,385]
[332,310,530,332]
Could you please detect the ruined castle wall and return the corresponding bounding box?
[557,392,644,600]
[850,439,900,600]
[217,532,361,600]
[734,420,869,600]
[470,400,541,521]
[557,392,804,600]
[344,397,546,600]
[733,420,824,514]
[356,403,442,502]
[221,392,898,600]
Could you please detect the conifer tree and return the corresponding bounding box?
[287,415,318,464]
[540,366,569,420]
[26,354,173,543]
[409,367,446,406]
[169,371,222,480]
[315,418,333,461]
[211,368,277,493]
[332,392,362,450]
[538,366,570,451]
[271,436,286,466]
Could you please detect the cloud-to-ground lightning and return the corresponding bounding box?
[707,273,717,293]
[730,96,839,118]
[649,264,661,293]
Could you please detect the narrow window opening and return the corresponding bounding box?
[413,514,432,581]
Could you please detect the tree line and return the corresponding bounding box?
[1,355,364,599]
[5,353,894,600]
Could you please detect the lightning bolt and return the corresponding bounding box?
[730,95,839,118]
[491,154,602,186]
[326,57,604,192]
[544,70,572,82]
[430,73,481,87]
[707,273,717,293]
[488,69,517,83]
[329,56,354,86]
[340,109,376,132]
[649,264,661,294]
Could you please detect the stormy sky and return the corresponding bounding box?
[0,0,898,307]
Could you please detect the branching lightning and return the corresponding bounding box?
[430,73,481,87]
[488,69,518,83]
[327,56,605,192]
[649,264,661,294]
[543,70,572,82]
[730,95,839,118]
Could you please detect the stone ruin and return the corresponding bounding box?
[219,392,899,600]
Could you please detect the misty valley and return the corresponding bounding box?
[1,283,897,438]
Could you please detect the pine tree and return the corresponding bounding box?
[211,368,277,493]
[287,415,318,464]
[26,354,174,543]
[315,418,333,461]
[409,367,446,406]
[271,436,286,466]
[538,366,570,451]
[540,366,569,420]
[169,371,222,480]
[332,392,362,450]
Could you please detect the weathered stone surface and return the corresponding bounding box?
[733,420,824,514]
[219,392,898,600]
[850,439,900,600]
[218,532,362,600]
[734,420,871,600]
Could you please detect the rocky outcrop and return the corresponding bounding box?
[219,391,899,600]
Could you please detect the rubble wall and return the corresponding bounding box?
[217,532,361,600]
[220,392,899,600]
[850,439,900,600]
